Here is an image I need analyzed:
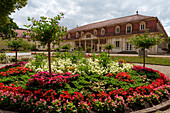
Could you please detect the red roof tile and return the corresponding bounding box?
[15,29,31,38]
[68,14,155,33]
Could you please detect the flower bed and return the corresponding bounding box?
[0,54,170,113]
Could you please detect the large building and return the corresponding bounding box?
[62,12,168,54]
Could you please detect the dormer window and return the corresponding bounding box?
[81,31,84,36]
[126,23,132,34]
[76,32,79,38]
[101,28,105,35]
[93,29,97,35]
[68,34,71,38]
[115,25,120,33]
[140,21,146,30]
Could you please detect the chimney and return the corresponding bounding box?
[77,25,78,28]
[136,11,138,15]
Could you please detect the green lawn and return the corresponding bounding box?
[112,56,170,66]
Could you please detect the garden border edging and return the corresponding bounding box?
[1,99,168,113]
[130,99,170,113]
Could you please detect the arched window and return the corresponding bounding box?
[93,29,97,35]
[126,23,132,34]
[115,25,120,33]
[68,34,71,38]
[101,28,105,35]
[81,31,84,36]
[76,32,79,38]
[140,21,146,30]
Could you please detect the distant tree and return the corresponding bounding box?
[62,43,71,52]
[24,13,67,76]
[4,38,31,64]
[104,43,113,54]
[0,0,27,26]
[129,31,164,68]
[86,47,92,53]
[0,17,18,38]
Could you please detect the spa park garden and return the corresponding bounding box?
[0,13,169,113]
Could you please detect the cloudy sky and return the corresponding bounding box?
[10,0,170,36]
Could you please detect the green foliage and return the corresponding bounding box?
[0,53,6,62]
[86,47,91,52]
[97,52,111,67]
[32,53,47,68]
[24,14,67,45]
[0,17,18,38]
[129,31,164,49]
[62,43,71,52]
[104,43,113,53]
[4,38,30,51]
[0,0,27,26]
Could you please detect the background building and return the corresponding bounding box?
[62,12,168,54]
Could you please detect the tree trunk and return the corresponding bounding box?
[16,49,17,64]
[48,42,52,76]
[143,47,145,68]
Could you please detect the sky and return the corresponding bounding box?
[10,0,170,36]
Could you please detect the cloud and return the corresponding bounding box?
[10,0,170,36]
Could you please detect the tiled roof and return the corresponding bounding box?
[15,29,31,38]
[68,14,155,33]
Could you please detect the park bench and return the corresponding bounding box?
[5,52,31,63]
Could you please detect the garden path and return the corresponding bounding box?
[133,63,170,77]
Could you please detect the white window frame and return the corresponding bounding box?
[126,43,132,51]
[126,23,132,34]
[115,25,120,34]
[116,41,120,48]
[101,28,105,35]
[81,31,84,36]
[76,32,79,38]
[68,34,71,38]
[140,21,146,30]
[93,29,97,35]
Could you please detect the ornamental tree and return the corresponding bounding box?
[4,38,31,64]
[62,43,71,52]
[129,31,164,68]
[104,43,113,54]
[24,13,67,76]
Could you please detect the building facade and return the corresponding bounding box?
[62,13,168,54]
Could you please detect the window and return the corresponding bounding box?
[115,25,120,33]
[101,28,105,35]
[93,29,97,35]
[52,45,54,49]
[116,41,119,47]
[38,45,41,48]
[81,31,84,36]
[76,32,79,38]
[126,43,132,51]
[126,23,132,34]
[140,21,146,30]
[43,45,45,48]
[68,34,71,38]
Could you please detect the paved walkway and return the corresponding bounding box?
[133,63,170,77]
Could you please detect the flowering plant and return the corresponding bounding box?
[26,71,79,91]
[0,67,32,77]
